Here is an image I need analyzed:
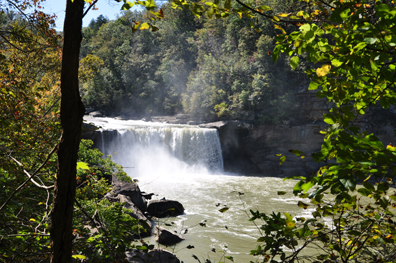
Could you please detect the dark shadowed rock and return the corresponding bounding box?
[126,248,180,263]
[118,195,152,238]
[147,200,184,217]
[155,226,184,246]
[141,192,155,200]
[112,177,147,212]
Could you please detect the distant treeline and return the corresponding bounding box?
[80,0,309,124]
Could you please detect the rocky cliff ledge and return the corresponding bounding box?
[200,118,396,177]
[200,121,326,177]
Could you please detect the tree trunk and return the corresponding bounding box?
[50,0,85,262]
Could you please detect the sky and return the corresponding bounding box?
[41,0,137,30]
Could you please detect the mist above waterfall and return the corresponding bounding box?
[90,117,224,179]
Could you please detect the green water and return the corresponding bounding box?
[137,174,305,263]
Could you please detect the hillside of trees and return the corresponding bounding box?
[79,2,308,124]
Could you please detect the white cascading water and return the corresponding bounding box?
[84,116,308,263]
[98,123,224,177]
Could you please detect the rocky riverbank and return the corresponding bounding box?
[105,175,186,262]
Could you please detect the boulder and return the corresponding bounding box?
[112,177,147,212]
[155,226,184,246]
[147,200,184,218]
[126,248,180,263]
[118,195,152,238]
[89,111,103,117]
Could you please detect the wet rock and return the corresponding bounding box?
[147,200,184,218]
[112,177,147,212]
[81,122,98,139]
[126,248,180,263]
[118,195,152,238]
[141,192,155,200]
[89,111,103,117]
[155,226,184,246]
[175,114,191,120]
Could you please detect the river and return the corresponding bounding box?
[84,116,308,263]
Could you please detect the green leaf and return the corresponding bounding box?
[277,191,287,195]
[331,58,343,67]
[340,178,356,190]
[258,5,271,11]
[219,207,229,213]
[290,56,299,70]
[354,42,367,52]
[301,181,314,192]
[72,255,87,259]
[224,0,231,9]
[364,38,378,45]
[363,182,375,191]
[377,182,389,192]
[122,1,135,10]
[207,6,214,18]
[357,188,371,196]
[77,162,89,170]
[297,201,309,209]
[323,113,336,124]
[284,212,293,222]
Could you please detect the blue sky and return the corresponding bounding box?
[41,0,137,30]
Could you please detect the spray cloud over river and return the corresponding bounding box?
[84,116,305,262]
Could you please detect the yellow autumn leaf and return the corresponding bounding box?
[140,22,150,30]
[387,144,396,151]
[274,24,286,34]
[278,13,290,17]
[311,10,320,17]
[316,64,331,77]
[286,222,295,228]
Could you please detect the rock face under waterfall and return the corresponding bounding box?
[201,118,396,177]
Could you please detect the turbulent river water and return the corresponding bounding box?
[84,116,309,263]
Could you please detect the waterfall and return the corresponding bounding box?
[89,118,224,177]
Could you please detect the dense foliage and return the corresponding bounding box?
[0,8,139,261]
[80,3,307,123]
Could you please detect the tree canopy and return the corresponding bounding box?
[79,2,307,123]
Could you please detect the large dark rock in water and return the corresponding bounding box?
[155,226,184,246]
[118,195,152,238]
[126,248,180,263]
[147,200,184,217]
[112,177,147,212]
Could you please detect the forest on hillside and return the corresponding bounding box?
[79,1,308,124]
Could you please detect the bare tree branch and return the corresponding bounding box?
[0,144,58,213]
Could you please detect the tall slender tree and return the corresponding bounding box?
[50,0,85,262]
